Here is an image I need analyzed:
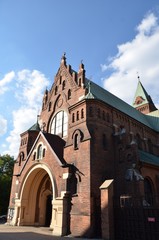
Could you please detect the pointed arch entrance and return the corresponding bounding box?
[17,164,56,227]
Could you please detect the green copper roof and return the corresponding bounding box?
[28,122,41,131]
[84,79,159,132]
[133,81,149,107]
[132,81,154,108]
[139,150,159,167]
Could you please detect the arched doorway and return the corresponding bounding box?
[17,165,56,227]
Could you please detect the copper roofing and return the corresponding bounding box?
[28,122,41,131]
[139,150,159,167]
[85,79,159,132]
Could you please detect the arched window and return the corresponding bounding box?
[20,152,24,161]
[68,89,71,99]
[59,76,62,85]
[37,144,43,159]
[78,78,81,87]
[81,109,84,119]
[19,152,24,166]
[62,80,66,90]
[43,148,46,158]
[72,130,84,150]
[50,111,68,137]
[72,113,75,123]
[55,86,58,95]
[76,111,79,121]
[144,178,154,206]
[74,133,79,150]
[33,152,36,160]
[48,102,52,111]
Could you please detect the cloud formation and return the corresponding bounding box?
[0,71,15,94]
[6,107,40,158]
[0,115,7,136]
[102,12,159,108]
[16,69,49,107]
[2,69,49,157]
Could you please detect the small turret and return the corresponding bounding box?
[77,60,85,88]
[42,88,48,110]
[60,52,67,66]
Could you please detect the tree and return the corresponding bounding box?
[0,154,14,215]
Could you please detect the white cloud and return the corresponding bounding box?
[0,71,15,94]
[137,13,158,35]
[16,69,49,107]
[6,107,39,158]
[102,12,159,107]
[0,115,7,136]
[2,69,49,158]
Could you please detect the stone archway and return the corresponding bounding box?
[14,164,56,228]
[12,163,71,236]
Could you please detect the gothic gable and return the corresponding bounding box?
[41,54,86,113]
[15,131,66,176]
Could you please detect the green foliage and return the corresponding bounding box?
[0,154,14,215]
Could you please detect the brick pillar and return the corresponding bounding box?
[100,179,114,240]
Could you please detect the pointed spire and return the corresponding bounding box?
[85,80,95,99]
[132,76,157,114]
[133,79,149,106]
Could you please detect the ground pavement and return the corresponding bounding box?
[0,224,102,240]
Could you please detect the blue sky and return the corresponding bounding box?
[0,0,159,158]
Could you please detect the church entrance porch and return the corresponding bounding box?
[9,164,71,237]
[15,166,53,227]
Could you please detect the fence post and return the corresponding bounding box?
[100,179,114,240]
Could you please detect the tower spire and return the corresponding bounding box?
[132,77,157,114]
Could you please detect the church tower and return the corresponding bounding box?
[132,78,157,114]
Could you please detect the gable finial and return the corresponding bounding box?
[61,52,67,65]
[79,59,84,71]
[136,71,140,81]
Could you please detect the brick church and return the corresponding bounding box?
[8,55,159,239]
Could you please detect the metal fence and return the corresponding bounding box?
[114,196,159,240]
